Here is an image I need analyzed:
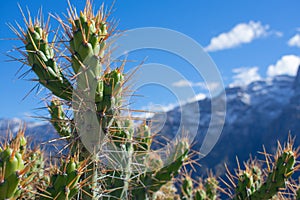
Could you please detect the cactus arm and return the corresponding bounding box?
[40,157,82,200]
[48,98,72,138]
[132,140,189,198]
[0,130,28,199]
[25,25,73,101]
[181,176,193,200]
[250,150,296,200]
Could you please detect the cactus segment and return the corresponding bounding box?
[0,131,27,199]
[48,98,72,137]
[40,157,82,200]
[25,25,73,101]
[181,176,193,199]
[250,150,296,200]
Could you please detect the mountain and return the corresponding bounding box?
[153,67,300,176]
[1,68,300,177]
[0,118,64,152]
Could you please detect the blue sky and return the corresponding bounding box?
[1,0,300,119]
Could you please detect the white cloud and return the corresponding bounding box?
[187,93,206,102]
[204,21,269,52]
[172,79,193,87]
[172,80,220,91]
[206,82,221,91]
[133,102,178,119]
[267,55,300,77]
[288,34,300,48]
[273,31,283,37]
[231,67,262,86]
[172,79,206,88]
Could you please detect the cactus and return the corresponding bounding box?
[224,136,298,200]
[40,156,84,200]
[0,129,28,200]
[181,176,193,199]
[250,150,296,199]
[10,1,192,199]
[8,0,300,200]
[24,21,73,101]
[179,173,219,200]
[48,98,72,138]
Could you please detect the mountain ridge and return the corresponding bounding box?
[1,69,300,176]
[153,68,300,175]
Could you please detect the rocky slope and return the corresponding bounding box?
[154,67,300,176]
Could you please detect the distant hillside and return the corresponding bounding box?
[153,67,300,176]
[1,68,300,177]
[0,118,64,153]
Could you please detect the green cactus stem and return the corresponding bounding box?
[204,176,219,200]
[48,98,72,138]
[0,130,28,200]
[25,24,73,101]
[132,140,190,199]
[181,176,193,199]
[40,156,83,200]
[250,150,296,200]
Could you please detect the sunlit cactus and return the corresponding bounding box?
[0,129,29,200]
[224,136,299,200]
[181,176,193,199]
[9,1,192,199]
[48,98,72,138]
[178,172,219,200]
[39,156,84,200]
[24,21,73,101]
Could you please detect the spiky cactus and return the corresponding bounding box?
[0,130,27,199]
[181,176,193,199]
[224,136,298,200]
[24,22,73,101]
[250,150,296,199]
[10,1,192,199]
[40,156,84,200]
[179,173,219,200]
